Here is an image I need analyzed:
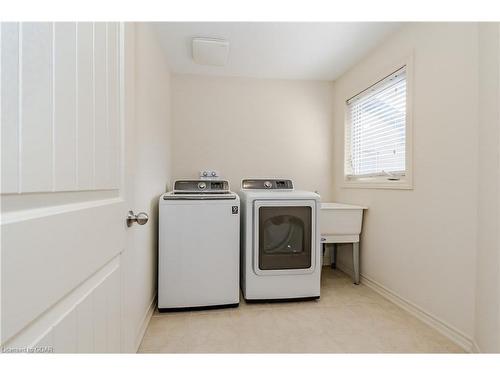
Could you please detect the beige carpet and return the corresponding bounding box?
[139,268,463,353]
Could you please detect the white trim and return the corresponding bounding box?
[342,53,414,190]
[134,295,156,352]
[335,261,474,353]
[342,180,413,190]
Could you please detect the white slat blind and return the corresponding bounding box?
[345,66,407,179]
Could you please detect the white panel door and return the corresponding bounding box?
[76,22,95,190]
[53,22,77,191]
[20,22,53,192]
[0,23,19,193]
[0,22,135,353]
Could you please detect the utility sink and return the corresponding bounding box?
[320,202,367,285]
[320,202,367,243]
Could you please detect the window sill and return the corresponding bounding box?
[342,177,413,190]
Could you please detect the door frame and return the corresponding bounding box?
[119,22,139,353]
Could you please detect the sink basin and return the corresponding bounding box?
[320,202,367,242]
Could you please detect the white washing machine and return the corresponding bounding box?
[158,179,240,311]
[238,179,322,301]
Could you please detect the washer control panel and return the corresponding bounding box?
[241,179,294,190]
[173,180,230,194]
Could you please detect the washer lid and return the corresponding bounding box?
[242,179,294,190]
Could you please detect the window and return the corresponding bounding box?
[344,65,412,188]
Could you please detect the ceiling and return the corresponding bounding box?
[153,22,402,81]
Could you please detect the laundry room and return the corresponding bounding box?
[1,1,500,373]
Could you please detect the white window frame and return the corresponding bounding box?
[342,55,414,190]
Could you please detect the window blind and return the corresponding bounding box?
[345,66,407,179]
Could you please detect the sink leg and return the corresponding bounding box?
[331,244,337,269]
[353,242,360,285]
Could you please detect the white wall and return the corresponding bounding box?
[331,23,479,345]
[475,23,500,353]
[134,23,173,206]
[171,74,334,199]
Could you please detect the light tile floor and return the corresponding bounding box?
[138,268,464,353]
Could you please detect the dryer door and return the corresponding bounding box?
[253,200,316,275]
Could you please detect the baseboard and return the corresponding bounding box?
[134,295,156,352]
[335,261,475,353]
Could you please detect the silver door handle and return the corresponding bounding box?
[127,210,149,227]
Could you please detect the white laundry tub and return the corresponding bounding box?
[320,202,367,285]
[320,202,367,243]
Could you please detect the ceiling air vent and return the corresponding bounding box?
[192,37,229,66]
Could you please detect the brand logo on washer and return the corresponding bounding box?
[232,206,238,214]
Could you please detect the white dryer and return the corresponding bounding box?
[158,179,240,311]
[238,179,321,301]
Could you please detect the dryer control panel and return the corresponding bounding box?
[241,179,294,190]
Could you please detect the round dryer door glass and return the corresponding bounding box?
[258,206,312,270]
